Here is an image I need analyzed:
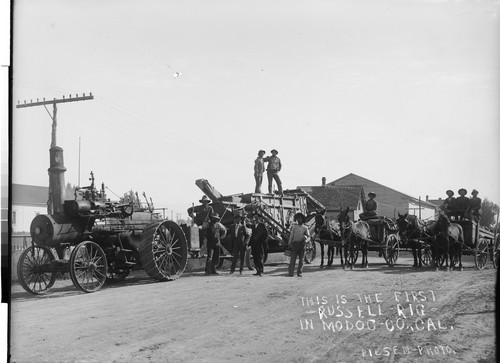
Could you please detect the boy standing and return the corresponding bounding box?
[287,213,310,277]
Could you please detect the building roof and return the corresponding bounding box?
[328,173,437,209]
[12,184,48,206]
[298,185,364,211]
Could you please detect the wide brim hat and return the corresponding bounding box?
[368,192,376,198]
[446,190,454,196]
[258,150,266,154]
[199,196,211,203]
[472,189,479,195]
[271,149,278,154]
[210,213,221,220]
[458,188,467,195]
[294,212,306,221]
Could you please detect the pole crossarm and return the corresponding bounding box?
[16,93,94,108]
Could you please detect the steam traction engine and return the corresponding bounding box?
[18,172,188,294]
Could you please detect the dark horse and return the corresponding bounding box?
[314,220,343,268]
[396,213,433,268]
[337,207,371,269]
[432,213,464,271]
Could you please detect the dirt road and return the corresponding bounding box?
[9,251,497,363]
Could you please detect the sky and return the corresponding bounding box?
[8,0,500,220]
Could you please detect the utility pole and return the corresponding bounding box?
[16,93,94,214]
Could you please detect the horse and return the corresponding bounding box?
[337,207,371,269]
[307,212,341,268]
[432,213,464,271]
[396,213,432,268]
[314,220,343,268]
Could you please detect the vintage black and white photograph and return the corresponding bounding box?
[8,0,499,362]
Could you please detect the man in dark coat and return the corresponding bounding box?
[442,190,456,218]
[249,214,269,276]
[205,213,227,275]
[469,189,482,222]
[454,188,470,220]
[229,215,252,274]
[359,192,378,220]
[187,195,214,253]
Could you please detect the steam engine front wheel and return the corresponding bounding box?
[17,245,57,295]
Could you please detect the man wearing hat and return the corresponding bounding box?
[205,213,227,275]
[249,214,269,276]
[263,149,283,195]
[287,212,310,277]
[454,188,470,220]
[442,190,456,218]
[254,150,266,193]
[359,192,378,220]
[229,215,252,275]
[469,189,482,222]
[187,196,214,254]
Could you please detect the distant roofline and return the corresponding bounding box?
[328,173,437,209]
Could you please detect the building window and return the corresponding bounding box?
[12,211,16,225]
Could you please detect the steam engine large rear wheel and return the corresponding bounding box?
[69,241,108,293]
[17,245,57,295]
[139,220,188,281]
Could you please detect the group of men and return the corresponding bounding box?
[254,149,283,195]
[187,196,269,276]
[441,188,482,222]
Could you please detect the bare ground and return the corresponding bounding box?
[9,250,497,363]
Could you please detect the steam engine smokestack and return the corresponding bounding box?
[47,146,67,214]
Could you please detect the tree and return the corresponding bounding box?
[480,198,499,229]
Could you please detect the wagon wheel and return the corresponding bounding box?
[345,241,359,267]
[422,248,432,266]
[217,249,230,269]
[304,240,316,264]
[493,235,500,269]
[383,234,399,267]
[17,245,57,295]
[474,238,489,270]
[245,247,255,270]
[106,269,131,283]
[139,220,188,280]
[69,241,108,293]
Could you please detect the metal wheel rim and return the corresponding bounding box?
[493,236,499,269]
[17,246,57,295]
[384,235,399,267]
[140,220,188,280]
[474,238,488,270]
[70,241,108,292]
[346,242,358,265]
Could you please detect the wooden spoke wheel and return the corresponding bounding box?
[70,241,108,293]
[139,220,188,281]
[383,234,399,267]
[474,238,489,270]
[106,269,131,283]
[345,241,359,267]
[493,235,500,269]
[304,240,316,264]
[422,248,432,266]
[17,245,57,295]
[245,247,255,270]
